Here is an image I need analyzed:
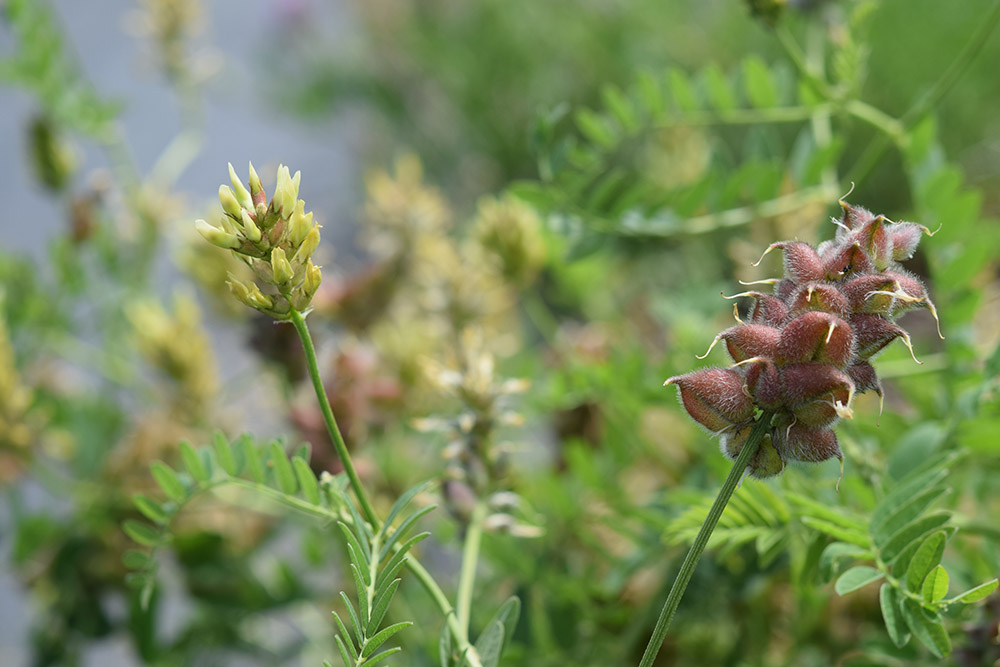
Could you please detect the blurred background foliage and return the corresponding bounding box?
[2,0,1000,665]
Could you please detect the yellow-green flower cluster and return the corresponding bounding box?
[0,307,33,483]
[196,163,322,319]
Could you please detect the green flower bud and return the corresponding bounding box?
[196,219,241,249]
[218,185,243,219]
[228,162,253,209]
[287,200,313,246]
[248,161,265,204]
[240,209,261,243]
[293,226,321,264]
[273,165,300,217]
[271,247,293,286]
[303,260,322,295]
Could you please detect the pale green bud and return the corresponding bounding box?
[196,219,241,249]
[271,247,293,285]
[219,185,243,219]
[228,162,253,209]
[303,260,322,296]
[273,165,299,217]
[293,226,321,264]
[240,209,261,242]
[247,284,274,310]
[248,162,263,198]
[287,200,313,246]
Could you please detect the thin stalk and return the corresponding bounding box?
[289,308,380,528]
[637,411,774,667]
[406,556,485,667]
[456,502,489,633]
[847,0,1000,183]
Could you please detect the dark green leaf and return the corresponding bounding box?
[380,505,436,561]
[870,467,948,529]
[835,566,884,595]
[381,480,433,539]
[339,522,371,568]
[904,531,947,593]
[122,549,151,570]
[902,599,950,658]
[367,578,401,637]
[364,647,403,666]
[377,533,429,591]
[880,512,952,563]
[349,563,369,622]
[361,621,411,658]
[871,487,949,546]
[334,635,352,667]
[879,584,910,648]
[332,611,358,661]
[340,592,364,646]
[150,461,186,503]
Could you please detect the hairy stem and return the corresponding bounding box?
[637,411,773,667]
[289,308,380,528]
[457,502,489,634]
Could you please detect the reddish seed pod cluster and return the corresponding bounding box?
[665,200,942,478]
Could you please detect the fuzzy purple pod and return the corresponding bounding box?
[665,199,941,478]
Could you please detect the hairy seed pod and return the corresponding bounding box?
[851,214,892,270]
[888,221,933,262]
[698,324,781,363]
[846,360,882,396]
[776,311,853,368]
[740,357,783,410]
[786,282,851,318]
[820,240,874,280]
[722,426,784,478]
[747,292,789,327]
[839,274,899,314]
[757,241,826,285]
[848,313,918,361]
[774,423,842,463]
[665,368,754,433]
[781,363,854,427]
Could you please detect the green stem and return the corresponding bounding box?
[406,557,486,667]
[456,502,489,634]
[289,308,380,528]
[637,411,773,667]
[847,1,1000,183]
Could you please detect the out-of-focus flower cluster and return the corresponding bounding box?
[666,200,941,478]
[416,330,540,537]
[196,163,323,319]
[0,304,33,483]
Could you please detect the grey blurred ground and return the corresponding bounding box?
[0,0,359,664]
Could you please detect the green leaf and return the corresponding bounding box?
[951,579,998,604]
[292,457,320,505]
[635,70,664,119]
[268,442,298,495]
[179,441,207,483]
[367,578,402,636]
[601,84,638,134]
[871,486,949,546]
[904,531,947,593]
[870,467,948,529]
[213,432,239,476]
[921,565,949,603]
[801,517,870,548]
[349,563,369,622]
[819,541,872,582]
[243,438,265,483]
[575,109,616,149]
[700,63,736,111]
[122,549,151,570]
[334,635,352,667]
[332,611,358,661]
[879,584,910,648]
[363,647,402,666]
[439,620,453,667]
[377,533,429,591]
[123,520,160,547]
[132,494,169,525]
[902,599,951,658]
[380,505,436,561]
[339,522,371,568]
[742,56,778,108]
[340,592,364,646]
[667,68,699,112]
[474,620,506,667]
[361,621,411,659]
[835,565,884,595]
[786,493,867,532]
[150,461,186,503]
[880,512,952,563]
[482,597,520,653]
[382,480,433,538]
